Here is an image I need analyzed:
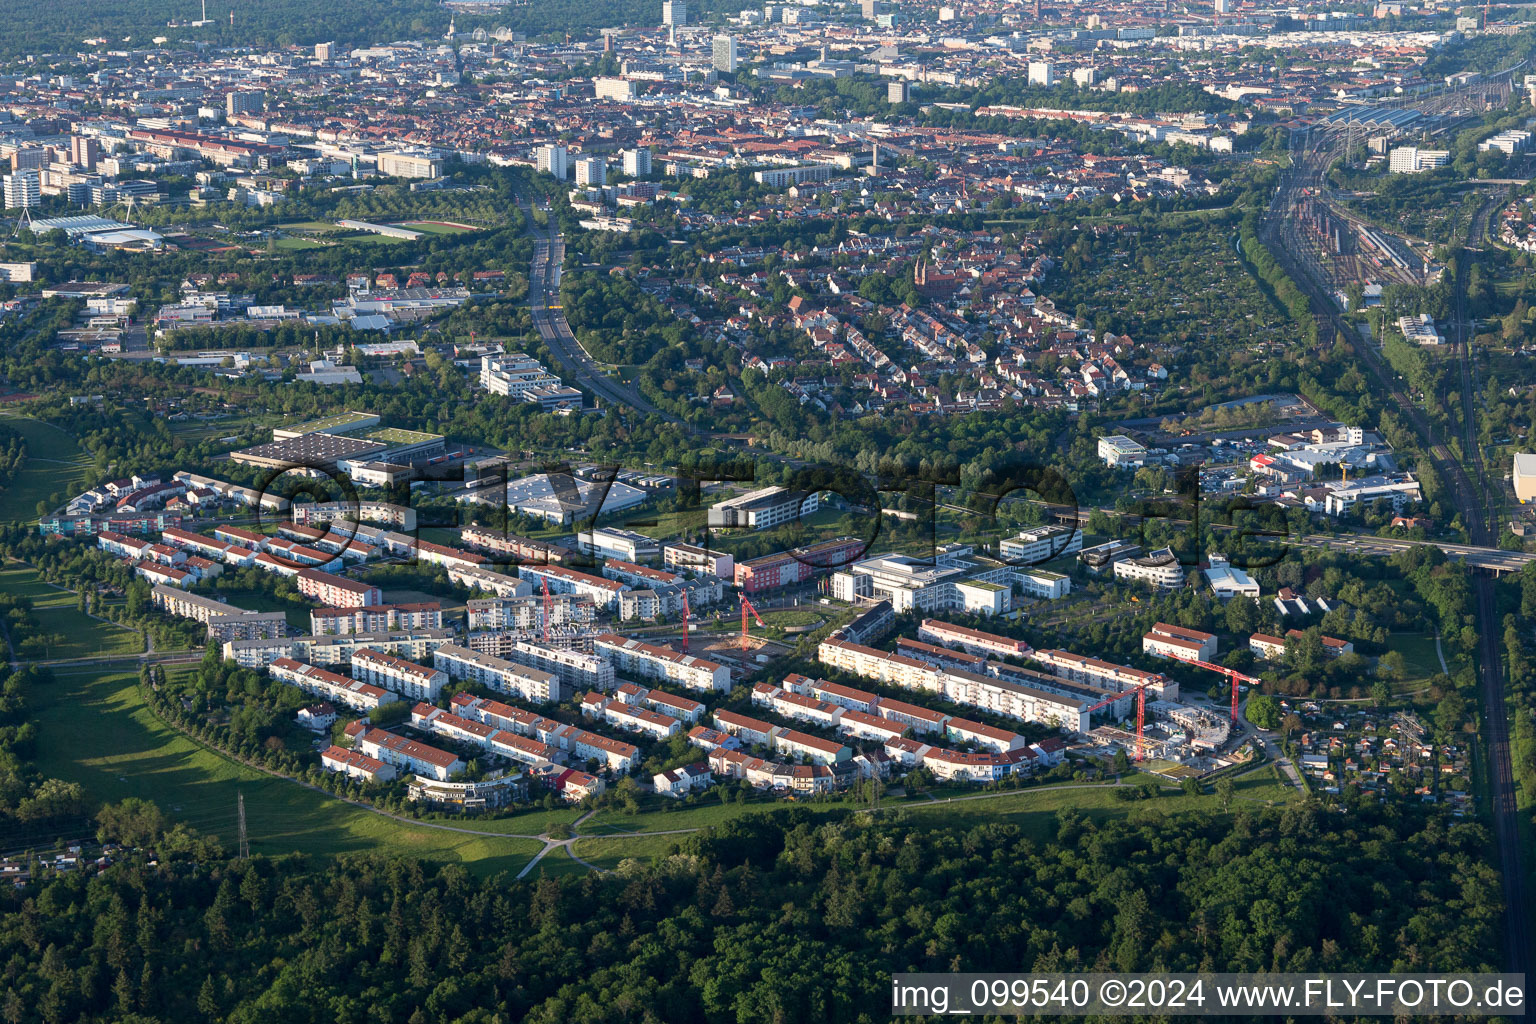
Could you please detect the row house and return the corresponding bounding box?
[580,692,681,741]
[614,682,704,723]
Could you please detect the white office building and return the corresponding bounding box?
[480,352,563,397]
[662,0,687,25]
[713,34,738,72]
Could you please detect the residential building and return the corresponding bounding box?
[354,727,464,781]
[296,569,381,608]
[433,643,561,703]
[595,634,732,692]
[150,585,286,640]
[712,34,738,72]
[1030,648,1176,699]
[270,658,397,711]
[1142,623,1218,662]
[321,745,396,783]
[536,144,569,180]
[350,648,448,700]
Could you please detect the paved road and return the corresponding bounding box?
[519,200,683,425]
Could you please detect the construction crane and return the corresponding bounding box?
[739,596,765,652]
[1082,684,1148,762]
[540,575,552,645]
[1167,653,1261,724]
[680,589,691,652]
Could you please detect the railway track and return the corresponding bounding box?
[1264,133,1534,977]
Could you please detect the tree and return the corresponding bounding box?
[1215,775,1235,811]
[1246,694,1281,731]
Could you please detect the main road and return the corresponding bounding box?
[519,200,683,425]
[1264,128,1533,977]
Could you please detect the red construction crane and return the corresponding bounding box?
[540,575,552,645]
[1167,653,1261,724]
[1083,684,1147,761]
[680,589,691,652]
[739,596,765,652]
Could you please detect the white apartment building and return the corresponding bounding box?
[1141,622,1218,662]
[712,34,738,72]
[270,658,398,711]
[350,648,448,701]
[622,148,652,176]
[1030,649,1175,700]
[595,634,732,692]
[817,639,941,691]
[433,643,561,703]
[519,564,628,610]
[354,727,464,781]
[2,170,40,210]
[574,156,607,186]
[536,144,568,179]
[581,692,681,741]
[494,639,615,693]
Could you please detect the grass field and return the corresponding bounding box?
[31,666,543,875]
[572,831,687,871]
[0,416,93,523]
[0,564,143,660]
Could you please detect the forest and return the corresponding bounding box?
[0,801,1505,1024]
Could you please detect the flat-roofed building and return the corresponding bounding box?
[999,525,1082,565]
[707,485,818,530]
[1515,453,1536,503]
[1097,434,1147,467]
[662,542,734,578]
[151,584,287,640]
[1113,547,1185,590]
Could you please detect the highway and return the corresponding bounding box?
[1265,115,1533,976]
[519,200,682,425]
